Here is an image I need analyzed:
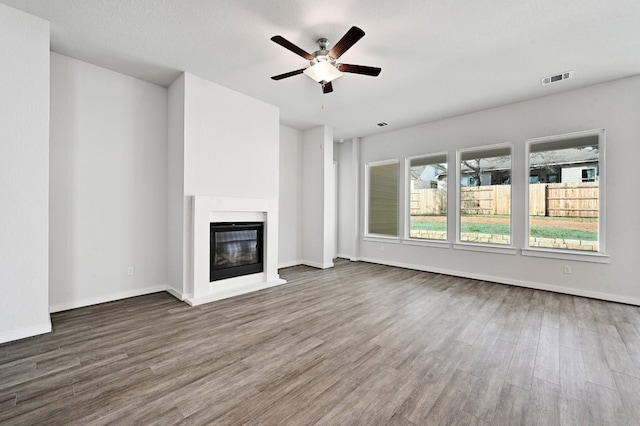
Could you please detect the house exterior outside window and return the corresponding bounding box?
[524,129,605,257]
[456,144,513,247]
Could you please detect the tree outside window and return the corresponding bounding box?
[408,154,447,240]
[527,132,602,252]
[458,145,512,245]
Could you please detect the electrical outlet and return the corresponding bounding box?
[127,266,134,276]
[563,265,571,274]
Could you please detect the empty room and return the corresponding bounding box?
[2,1,640,424]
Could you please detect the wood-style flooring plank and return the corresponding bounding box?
[586,382,628,425]
[1,260,640,425]
[533,325,560,385]
[527,377,562,426]
[559,345,593,425]
[579,327,618,389]
[505,326,540,390]
[462,339,515,422]
[491,382,530,425]
[612,371,640,426]
[421,369,478,424]
[457,321,504,377]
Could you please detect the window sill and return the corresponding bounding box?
[453,243,518,255]
[363,235,401,244]
[521,248,610,264]
[403,238,451,249]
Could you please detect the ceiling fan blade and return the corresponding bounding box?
[329,26,365,59]
[271,35,313,60]
[338,64,381,77]
[271,68,306,80]
[322,81,334,94]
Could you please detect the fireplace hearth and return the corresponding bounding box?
[210,222,264,281]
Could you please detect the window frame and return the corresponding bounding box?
[454,142,517,255]
[522,129,608,263]
[404,152,450,247]
[364,159,400,240]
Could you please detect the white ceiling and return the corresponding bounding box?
[4,0,640,140]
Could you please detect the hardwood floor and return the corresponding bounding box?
[2,259,640,425]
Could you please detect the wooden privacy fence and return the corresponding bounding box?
[460,185,511,215]
[410,188,448,215]
[529,182,599,218]
[411,182,598,218]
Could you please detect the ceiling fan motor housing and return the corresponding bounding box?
[310,38,336,66]
[317,38,329,50]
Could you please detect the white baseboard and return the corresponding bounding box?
[0,322,52,345]
[49,284,167,313]
[336,254,358,262]
[184,278,287,306]
[357,257,640,307]
[165,286,184,301]
[299,260,335,269]
[278,260,301,269]
[278,260,341,269]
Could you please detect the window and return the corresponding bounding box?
[407,153,447,240]
[527,130,604,253]
[581,168,597,182]
[458,145,512,246]
[366,160,399,237]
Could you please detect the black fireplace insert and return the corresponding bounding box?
[210,222,264,282]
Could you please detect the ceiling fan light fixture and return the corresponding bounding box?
[271,26,379,93]
[304,61,343,83]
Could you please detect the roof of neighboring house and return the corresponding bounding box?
[432,148,598,177]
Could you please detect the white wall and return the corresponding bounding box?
[0,4,51,343]
[278,125,303,268]
[49,53,168,312]
[336,138,360,260]
[300,126,335,268]
[167,72,281,298]
[349,76,640,304]
[182,73,280,200]
[167,74,186,297]
[322,129,336,265]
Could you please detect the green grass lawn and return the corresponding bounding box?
[410,220,510,235]
[529,227,597,241]
[411,218,597,241]
[411,220,447,232]
[461,222,510,235]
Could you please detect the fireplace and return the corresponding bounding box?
[187,196,284,306]
[210,222,264,282]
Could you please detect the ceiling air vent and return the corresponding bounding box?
[541,70,573,86]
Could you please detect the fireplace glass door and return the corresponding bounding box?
[210,222,264,281]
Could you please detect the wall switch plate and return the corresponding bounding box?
[127,266,134,276]
[563,265,571,274]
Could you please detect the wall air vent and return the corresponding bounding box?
[541,70,573,86]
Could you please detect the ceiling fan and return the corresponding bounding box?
[270,26,381,94]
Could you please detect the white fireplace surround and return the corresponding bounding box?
[186,195,286,306]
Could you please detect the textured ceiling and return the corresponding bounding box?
[3,0,640,140]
